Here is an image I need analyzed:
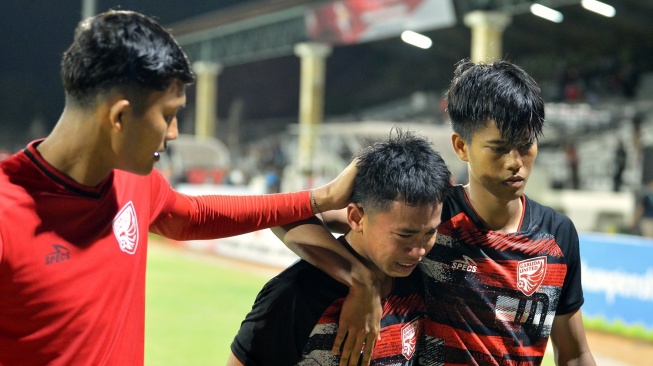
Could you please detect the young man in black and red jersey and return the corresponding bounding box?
[0,10,356,366]
[415,60,595,366]
[227,129,453,366]
[280,60,597,366]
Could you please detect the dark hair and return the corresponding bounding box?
[61,10,196,108]
[446,60,545,145]
[351,128,452,213]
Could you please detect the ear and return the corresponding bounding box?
[451,133,469,162]
[347,203,365,233]
[108,99,131,132]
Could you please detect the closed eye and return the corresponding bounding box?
[396,229,437,239]
[518,142,534,153]
[491,146,511,154]
[491,142,533,155]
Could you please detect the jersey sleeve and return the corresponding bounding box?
[231,275,303,365]
[553,215,585,315]
[231,261,343,365]
[148,169,177,226]
[149,189,314,240]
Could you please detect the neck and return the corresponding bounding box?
[464,184,523,233]
[37,107,113,187]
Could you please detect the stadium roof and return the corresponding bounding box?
[169,0,653,67]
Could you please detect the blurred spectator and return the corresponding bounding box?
[265,170,281,193]
[554,54,640,103]
[565,142,580,189]
[613,140,627,192]
[620,61,639,99]
[633,180,653,238]
[227,168,246,186]
[632,111,644,158]
[561,66,583,102]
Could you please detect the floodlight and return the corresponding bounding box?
[401,31,432,49]
[581,0,616,17]
[530,4,564,23]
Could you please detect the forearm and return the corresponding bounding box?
[151,158,357,240]
[551,310,596,366]
[554,350,596,366]
[151,191,313,240]
[271,216,377,290]
[556,352,596,366]
[273,216,384,365]
[318,209,351,234]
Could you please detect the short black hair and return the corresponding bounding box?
[61,10,196,108]
[351,128,452,213]
[446,60,545,145]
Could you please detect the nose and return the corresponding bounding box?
[407,244,427,259]
[166,119,179,141]
[506,149,523,172]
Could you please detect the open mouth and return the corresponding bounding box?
[398,262,418,268]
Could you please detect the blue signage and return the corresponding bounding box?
[579,233,653,331]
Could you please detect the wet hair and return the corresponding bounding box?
[60,10,196,109]
[446,59,545,145]
[351,128,452,213]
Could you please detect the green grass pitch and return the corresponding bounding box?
[145,242,273,365]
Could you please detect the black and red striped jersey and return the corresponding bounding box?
[231,236,426,366]
[418,185,584,366]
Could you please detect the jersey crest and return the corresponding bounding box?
[113,201,139,254]
[517,256,547,296]
[401,317,420,360]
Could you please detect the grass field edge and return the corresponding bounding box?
[584,316,653,342]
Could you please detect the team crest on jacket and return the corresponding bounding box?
[401,317,420,360]
[113,201,139,254]
[517,256,547,296]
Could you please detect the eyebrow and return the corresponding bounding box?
[397,224,441,234]
[487,138,533,146]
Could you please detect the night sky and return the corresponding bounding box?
[0,0,461,148]
[0,0,250,144]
